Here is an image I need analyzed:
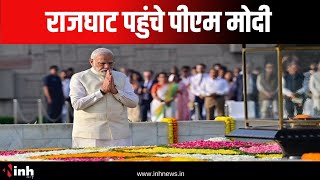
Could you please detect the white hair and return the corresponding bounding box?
[90,48,114,60]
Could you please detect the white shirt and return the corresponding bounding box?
[69,68,139,110]
[61,78,70,99]
[239,71,254,94]
[200,76,229,96]
[181,76,191,87]
[190,73,208,96]
[247,75,254,94]
[310,72,320,97]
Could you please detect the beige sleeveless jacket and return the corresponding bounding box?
[72,69,130,140]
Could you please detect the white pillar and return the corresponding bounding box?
[194,102,199,120]
[65,101,70,123]
[13,99,18,124]
[37,99,43,124]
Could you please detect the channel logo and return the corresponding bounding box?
[2,164,34,179]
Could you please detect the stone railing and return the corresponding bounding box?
[0,121,225,150]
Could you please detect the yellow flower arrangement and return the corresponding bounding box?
[170,157,205,161]
[214,116,235,134]
[255,154,282,159]
[161,117,178,144]
[0,136,284,161]
[121,147,240,155]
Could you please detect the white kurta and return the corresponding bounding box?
[69,68,139,148]
[310,72,320,110]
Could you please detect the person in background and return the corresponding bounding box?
[180,66,191,87]
[131,70,142,82]
[43,65,65,123]
[224,71,236,100]
[224,71,234,88]
[200,68,229,120]
[257,62,278,119]
[119,67,132,81]
[233,68,241,82]
[282,55,299,75]
[252,67,261,76]
[191,66,197,76]
[213,63,222,71]
[128,72,142,122]
[218,66,227,79]
[233,64,259,118]
[304,63,317,95]
[180,66,193,119]
[169,74,190,120]
[170,66,179,76]
[190,64,208,120]
[283,62,305,118]
[150,72,178,122]
[67,67,75,79]
[302,63,317,115]
[60,70,71,123]
[139,70,155,122]
[65,67,75,122]
[309,62,320,116]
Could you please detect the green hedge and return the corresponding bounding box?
[0,116,14,124]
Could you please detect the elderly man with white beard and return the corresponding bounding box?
[70,48,139,148]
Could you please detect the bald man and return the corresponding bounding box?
[70,48,139,147]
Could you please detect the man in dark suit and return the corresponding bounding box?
[283,62,305,118]
[43,65,65,123]
[139,70,155,122]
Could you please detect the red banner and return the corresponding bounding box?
[0,0,272,44]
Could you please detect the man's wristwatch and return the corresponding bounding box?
[100,89,106,95]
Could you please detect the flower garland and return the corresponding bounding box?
[0,148,113,161]
[255,154,282,159]
[52,157,121,162]
[170,140,261,149]
[30,151,150,160]
[239,143,282,154]
[120,146,240,155]
[161,117,178,144]
[214,116,235,134]
[0,148,66,156]
[156,153,257,161]
[0,138,283,161]
[120,157,173,161]
[0,151,23,156]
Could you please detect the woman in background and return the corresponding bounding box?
[127,72,142,122]
[151,72,178,122]
[169,74,190,120]
[257,62,278,119]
